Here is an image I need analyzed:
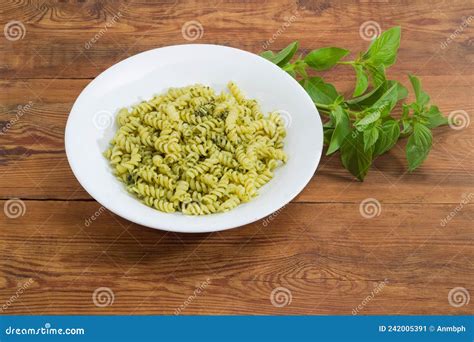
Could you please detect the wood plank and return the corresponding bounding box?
[0,201,472,314]
[0,1,472,78]
[0,77,472,202]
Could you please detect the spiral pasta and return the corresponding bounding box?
[104,82,287,215]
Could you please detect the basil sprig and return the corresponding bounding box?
[261,26,449,181]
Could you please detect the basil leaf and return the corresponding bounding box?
[401,119,412,135]
[408,74,430,108]
[294,60,308,78]
[355,108,381,129]
[363,26,401,67]
[323,117,334,128]
[326,106,351,155]
[363,126,379,152]
[374,119,400,156]
[324,127,334,145]
[340,130,373,181]
[282,63,297,77]
[401,103,410,120]
[260,51,275,60]
[261,41,299,66]
[401,104,412,135]
[396,81,408,101]
[303,77,340,105]
[365,63,386,86]
[346,80,406,109]
[285,69,296,77]
[346,82,385,108]
[304,47,349,71]
[423,105,448,128]
[372,82,399,111]
[353,64,369,97]
[406,122,433,171]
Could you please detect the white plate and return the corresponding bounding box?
[65,44,323,233]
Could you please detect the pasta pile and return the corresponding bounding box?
[104,82,287,215]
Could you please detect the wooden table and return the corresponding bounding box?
[1,0,472,315]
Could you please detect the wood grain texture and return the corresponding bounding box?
[0,0,473,315]
[0,201,472,314]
